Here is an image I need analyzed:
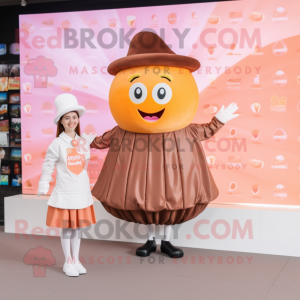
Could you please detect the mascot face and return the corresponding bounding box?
[109,66,199,133]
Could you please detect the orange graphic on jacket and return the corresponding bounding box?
[66,148,85,175]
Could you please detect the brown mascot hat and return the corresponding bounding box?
[107,31,201,76]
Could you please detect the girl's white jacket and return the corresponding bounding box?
[38,131,94,209]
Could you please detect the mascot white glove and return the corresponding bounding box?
[37,188,49,197]
[214,102,239,124]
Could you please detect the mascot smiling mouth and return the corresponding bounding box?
[137,109,165,122]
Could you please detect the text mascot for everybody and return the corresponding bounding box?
[90,31,239,258]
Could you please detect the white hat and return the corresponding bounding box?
[54,93,86,125]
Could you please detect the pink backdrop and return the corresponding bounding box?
[20,0,300,206]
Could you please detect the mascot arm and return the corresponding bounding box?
[90,126,118,150]
[38,142,59,195]
[192,116,225,141]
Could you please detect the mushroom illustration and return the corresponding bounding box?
[23,246,55,277]
[24,56,57,88]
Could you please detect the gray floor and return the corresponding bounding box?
[0,226,299,300]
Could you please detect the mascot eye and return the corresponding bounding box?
[129,82,147,104]
[152,83,172,105]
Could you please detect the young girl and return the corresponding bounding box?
[38,93,96,277]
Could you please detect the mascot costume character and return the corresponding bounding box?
[90,31,239,258]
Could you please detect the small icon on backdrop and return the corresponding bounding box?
[203,104,218,115]
[272,40,288,56]
[272,71,287,87]
[272,184,287,200]
[249,12,264,22]
[60,83,73,92]
[23,104,33,117]
[61,20,72,30]
[189,12,199,25]
[24,127,32,141]
[227,76,241,90]
[167,13,177,25]
[252,129,261,144]
[271,155,288,169]
[126,15,136,27]
[23,179,33,190]
[24,153,33,165]
[250,103,262,117]
[150,15,159,27]
[207,15,220,25]
[207,46,217,60]
[228,156,242,167]
[272,7,288,21]
[208,74,217,89]
[227,182,242,196]
[250,74,262,89]
[251,45,263,55]
[229,11,243,23]
[248,159,264,169]
[271,95,287,112]
[251,184,262,199]
[206,155,216,167]
[108,18,117,28]
[273,128,287,143]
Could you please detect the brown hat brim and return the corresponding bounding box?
[107,53,201,76]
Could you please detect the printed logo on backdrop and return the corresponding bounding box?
[24,246,55,277]
[250,103,261,117]
[24,153,33,165]
[252,130,261,144]
[42,128,54,138]
[228,156,242,167]
[272,40,288,56]
[272,71,287,87]
[41,102,54,115]
[203,104,219,115]
[273,128,287,143]
[84,101,98,114]
[248,12,264,22]
[23,104,32,116]
[24,56,58,88]
[22,82,32,94]
[271,155,288,169]
[60,83,73,92]
[108,18,117,28]
[251,184,262,199]
[207,15,220,25]
[248,159,264,169]
[149,15,159,28]
[189,12,199,26]
[227,182,242,196]
[271,95,287,112]
[24,126,33,141]
[226,75,241,90]
[229,11,243,23]
[272,7,288,21]
[273,184,287,200]
[250,74,262,89]
[167,13,177,25]
[126,15,137,28]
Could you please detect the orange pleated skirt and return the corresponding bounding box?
[46,205,97,229]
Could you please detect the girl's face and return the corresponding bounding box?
[60,111,79,132]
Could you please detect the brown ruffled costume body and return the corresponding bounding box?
[90,117,224,225]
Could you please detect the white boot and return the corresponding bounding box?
[74,262,87,274]
[63,263,79,277]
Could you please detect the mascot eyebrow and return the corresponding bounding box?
[128,73,173,83]
[128,73,141,82]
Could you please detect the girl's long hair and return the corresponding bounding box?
[56,111,81,137]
